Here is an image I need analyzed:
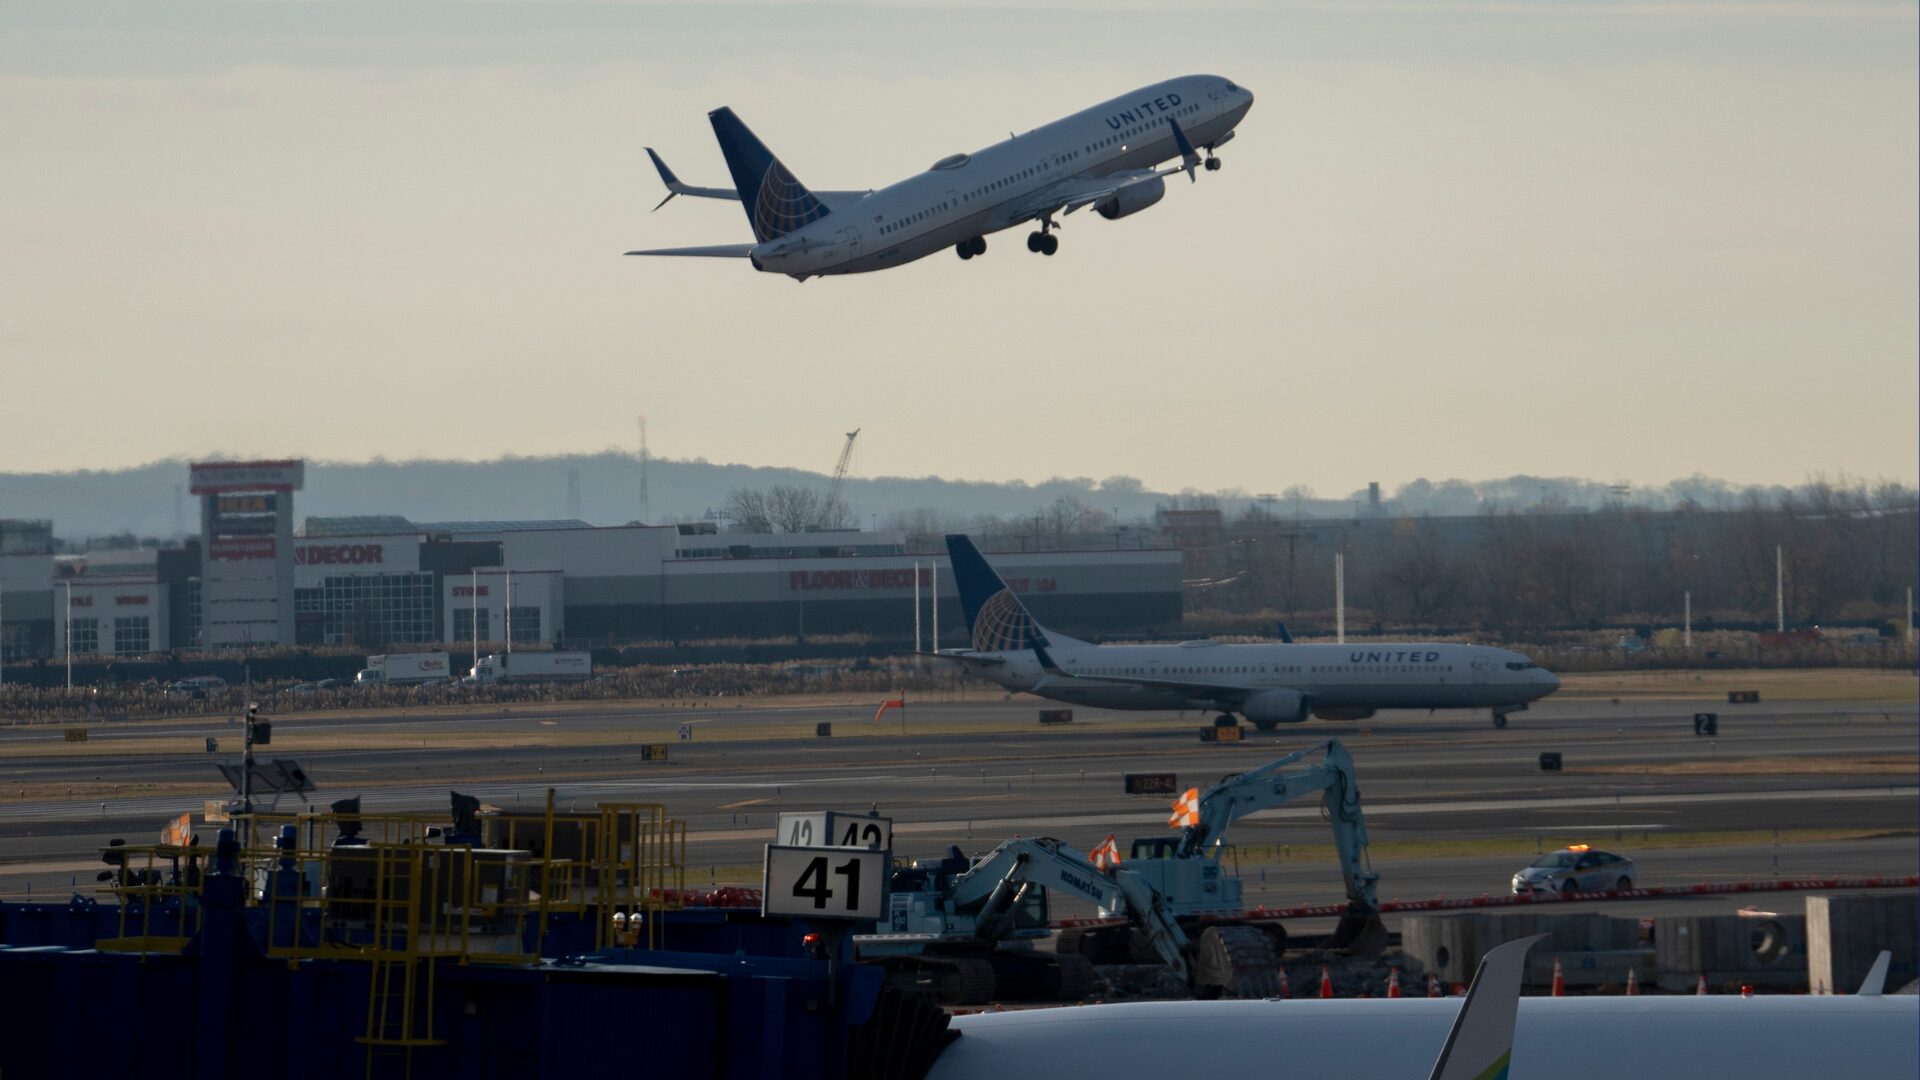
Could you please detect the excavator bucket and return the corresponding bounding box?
[1326,906,1390,956]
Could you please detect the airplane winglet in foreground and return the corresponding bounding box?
[627,75,1254,279]
[935,533,1560,729]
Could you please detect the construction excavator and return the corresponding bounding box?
[1059,738,1387,970]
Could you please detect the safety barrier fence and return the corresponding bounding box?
[1050,873,1920,929]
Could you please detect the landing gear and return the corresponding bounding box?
[1025,231,1058,256]
[1492,703,1526,729]
[1204,155,1222,172]
[955,235,986,260]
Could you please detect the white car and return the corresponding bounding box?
[1512,846,1636,895]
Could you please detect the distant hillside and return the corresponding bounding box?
[0,453,1885,543]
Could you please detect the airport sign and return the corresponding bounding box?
[762,845,887,921]
[774,811,892,851]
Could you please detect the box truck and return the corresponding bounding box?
[467,651,593,685]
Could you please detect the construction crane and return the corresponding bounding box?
[1060,738,1386,963]
[821,428,859,528]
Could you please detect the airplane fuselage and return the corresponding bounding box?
[949,640,1558,719]
[752,75,1254,278]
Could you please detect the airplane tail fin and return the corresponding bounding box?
[708,107,831,242]
[944,534,1057,653]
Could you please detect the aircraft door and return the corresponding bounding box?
[839,225,862,264]
[1470,657,1488,686]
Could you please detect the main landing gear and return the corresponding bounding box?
[1203,145,1223,172]
[954,235,987,260]
[1026,213,1060,256]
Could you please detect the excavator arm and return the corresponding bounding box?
[1178,739,1383,948]
[948,837,1193,982]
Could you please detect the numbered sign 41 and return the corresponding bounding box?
[762,845,888,921]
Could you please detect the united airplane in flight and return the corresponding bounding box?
[939,535,1560,729]
[627,75,1254,279]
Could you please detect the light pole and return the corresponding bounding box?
[63,580,72,690]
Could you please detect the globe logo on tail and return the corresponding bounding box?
[752,159,829,242]
[971,589,1043,652]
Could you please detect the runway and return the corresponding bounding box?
[2,690,1914,928]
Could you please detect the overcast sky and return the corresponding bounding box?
[3,2,1914,497]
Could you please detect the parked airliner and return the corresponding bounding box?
[940,535,1559,729]
[627,75,1254,279]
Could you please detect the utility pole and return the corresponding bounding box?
[472,568,480,678]
[505,570,514,658]
[1775,545,1785,632]
[1335,551,1346,644]
[913,561,922,655]
[63,580,72,690]
[637,414,650,525]
[932,560,940,653]
[1907,587,1913,644]
[1683,590,1692,649]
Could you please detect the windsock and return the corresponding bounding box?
[1168,787,1201,829]
[874,696,906,722]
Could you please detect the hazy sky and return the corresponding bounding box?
[3,2,1914,498]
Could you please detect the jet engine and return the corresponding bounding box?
[1241,688,1312,727]
[1312,706,1377,721]
[1096,176,1166,220]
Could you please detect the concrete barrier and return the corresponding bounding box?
[1654,913,1806,992]
[1808,891,1918,993]
[1402,912,1644,989]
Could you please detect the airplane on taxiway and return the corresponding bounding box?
[627,75,1254,280]
[937,534,1560,729]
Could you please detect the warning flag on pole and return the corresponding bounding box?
[160,812,193,847]
[1168,787,1201,829]
[1089,834,1122,872]
[874,696,906,723]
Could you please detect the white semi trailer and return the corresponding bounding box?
[355,652,453,685]
[468,651,593,685]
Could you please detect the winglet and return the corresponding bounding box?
[1428,934,1545,1080]
[1858,950,1892,996]
[646,147,682,211]
[1275,621,1294,644]
[1168,118,1201,184]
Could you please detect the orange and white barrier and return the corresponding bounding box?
[1167,788,1201,830]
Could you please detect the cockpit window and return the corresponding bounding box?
[1505,661,1535,670]
[1225,81,1240,92]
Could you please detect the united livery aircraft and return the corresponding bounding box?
[938,535,1560,729]
[627,75,1255,279]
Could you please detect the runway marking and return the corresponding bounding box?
[717,797,771,810]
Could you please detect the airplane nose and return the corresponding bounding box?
[1540,670,1561,694]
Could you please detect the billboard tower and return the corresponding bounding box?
[191,460,304,648]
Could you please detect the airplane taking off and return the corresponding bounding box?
[627,75,1254,279]
[939,535,1560,729]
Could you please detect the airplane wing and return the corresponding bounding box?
[645,148,869,211]
[1029,642,1255,706]
[1007,169,1164,222]
[624,244,757,258]
[918,650,1006,667]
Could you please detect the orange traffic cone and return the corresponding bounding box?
[1427,973,1441,998]
[1625,968,1639,996]
[1552,958,1566,997]
[1319,966,1334,998]
[1277,970,1290,999]
[1696,974,1709,995]
[1387,969,1402,998]
[1814,979,1825,996]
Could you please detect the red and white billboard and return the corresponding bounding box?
[189,460,305,495]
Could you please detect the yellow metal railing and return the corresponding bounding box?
[93,844,205,956]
